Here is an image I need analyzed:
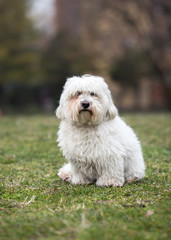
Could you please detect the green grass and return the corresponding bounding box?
[0,113,170,240]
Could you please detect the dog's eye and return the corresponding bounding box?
[76,91,82,96]
[90,92,95,96]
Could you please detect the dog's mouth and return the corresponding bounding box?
[79,109,92,115]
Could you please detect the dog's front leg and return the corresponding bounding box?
[71,165,92,185]
[96,159,124,187]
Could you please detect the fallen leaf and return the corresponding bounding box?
[145,210,154,217]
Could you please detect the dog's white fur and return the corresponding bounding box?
[56,75,145,187]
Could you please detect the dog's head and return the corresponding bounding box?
[56,74,118,125]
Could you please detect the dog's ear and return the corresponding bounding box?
[56,89,66,120]
[106,91,118,120]
[56,105,65,120]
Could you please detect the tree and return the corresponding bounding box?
[110,47,153,88]
[0,0,40,84]
[106,0,171,108]
[42,32,97,100]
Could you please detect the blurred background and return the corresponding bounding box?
[0,0,170,114]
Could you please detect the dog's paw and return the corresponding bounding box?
[96,177,124,187]
[125,177,138,184]
[71,175,92,185]
[58,168,72,182]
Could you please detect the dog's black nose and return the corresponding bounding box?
[81,101,90,109]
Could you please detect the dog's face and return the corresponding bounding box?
[56,75,118,125]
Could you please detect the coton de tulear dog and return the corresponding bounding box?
[56,75,145,187]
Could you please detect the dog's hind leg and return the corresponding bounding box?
[124,154,145,182]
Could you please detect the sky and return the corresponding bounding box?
[31,0,55,33]
[32,0,54,15]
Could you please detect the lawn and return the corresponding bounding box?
[0,113,170,240]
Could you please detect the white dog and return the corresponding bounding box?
[56,74,145,187]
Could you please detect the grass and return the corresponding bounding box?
[0,113,170,240]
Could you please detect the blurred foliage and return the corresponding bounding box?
[42,32,96,83]
[0,0,41,84]
[0,0,170,111]
[110,47,154,88]
[41,32,97,101]
[106,0,171,107]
